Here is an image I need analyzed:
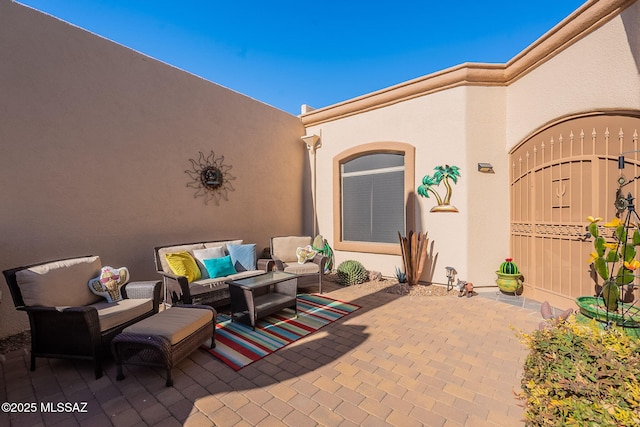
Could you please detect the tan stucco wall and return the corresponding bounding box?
[306,86,510,286]
[506,1,640,149]
[0,1,305,337]
[465,86,510,285]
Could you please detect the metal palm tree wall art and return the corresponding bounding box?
[417,165,461,212]
[185,151,235,205]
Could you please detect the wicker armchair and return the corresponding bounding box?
[270,236,328,293]
[3,256,161,379]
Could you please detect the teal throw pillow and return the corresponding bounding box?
[227,243,257,272]
[203,256,237,279]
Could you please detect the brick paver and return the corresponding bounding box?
[0,281,541,426]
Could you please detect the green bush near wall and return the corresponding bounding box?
[518,318,640,426]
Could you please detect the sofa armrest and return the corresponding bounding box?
[122,281,162,312]
[256,258,274,271]
[310,254,328,273]
[156,270,190,304]
[156,270,186,282]
[122,280,161,299]
[271,257,286,271]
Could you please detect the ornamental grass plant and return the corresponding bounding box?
[517,317,640,426]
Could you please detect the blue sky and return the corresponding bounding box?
[18,0,587,115]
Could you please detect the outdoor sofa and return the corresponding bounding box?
[154,239,272,307]
[2,255,161,379]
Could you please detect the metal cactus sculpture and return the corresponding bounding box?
[417,165,461,212]
[398,231,429,286]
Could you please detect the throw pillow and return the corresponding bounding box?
[192,246,225,279]
[227,243,257,272]
[296,245,317,264]
[88,266,130,303]
[165,251,202,283]
[203,256,237,279]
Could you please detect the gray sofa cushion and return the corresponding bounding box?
[15,256,103,307]
[123,306,213,345]
[91,298,154,332]
[282,262,320,275]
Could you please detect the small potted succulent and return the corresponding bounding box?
[495,258,523,294]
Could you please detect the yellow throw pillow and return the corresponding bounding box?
[165,251,201,283]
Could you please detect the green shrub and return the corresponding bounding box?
[336,260,368,286]
[518,318,640,426]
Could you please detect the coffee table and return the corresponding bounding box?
[228,271,298,330]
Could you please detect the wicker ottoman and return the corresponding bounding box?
[112,304,216,386]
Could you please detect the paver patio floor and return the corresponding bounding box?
[0,281,544,426]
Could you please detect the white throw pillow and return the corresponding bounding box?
[296,245,317,264]
[192,246,225,279]
[88,266,130,303]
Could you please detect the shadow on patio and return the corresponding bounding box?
[1,279,543,426]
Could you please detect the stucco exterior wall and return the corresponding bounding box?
[0,1,305,337]
[303,0,640,289]
[465,86,510,285]
[306,85,510,286]
[506,1,640,149]
[307,88,485,285]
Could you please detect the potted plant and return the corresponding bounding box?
[495,258,523,294]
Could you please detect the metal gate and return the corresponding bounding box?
[510,113,640,309]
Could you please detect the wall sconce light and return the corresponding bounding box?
[477,163,494,173]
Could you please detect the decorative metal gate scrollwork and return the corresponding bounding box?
[510,113,640,308]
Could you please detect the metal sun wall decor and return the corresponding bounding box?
[185,151,235,205]
[417,164,461,212]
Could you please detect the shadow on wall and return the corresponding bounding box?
[422,240,439,284]
[622,1,640,74]
[406,192,439,284]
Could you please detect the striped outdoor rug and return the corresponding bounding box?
[202,294,360,370]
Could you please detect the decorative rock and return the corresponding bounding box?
[538,301,573,330]
[368,271,382,281]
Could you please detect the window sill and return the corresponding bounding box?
[334,241,401,255]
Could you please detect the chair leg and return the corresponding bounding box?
[116,362,125,381]
[94,359,103,380]
[165,369,173,387]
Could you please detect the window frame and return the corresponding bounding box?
[333,142,415,255]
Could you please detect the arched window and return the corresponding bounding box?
[333,142,415,255]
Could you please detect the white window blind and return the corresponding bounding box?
[341,153,405,244]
